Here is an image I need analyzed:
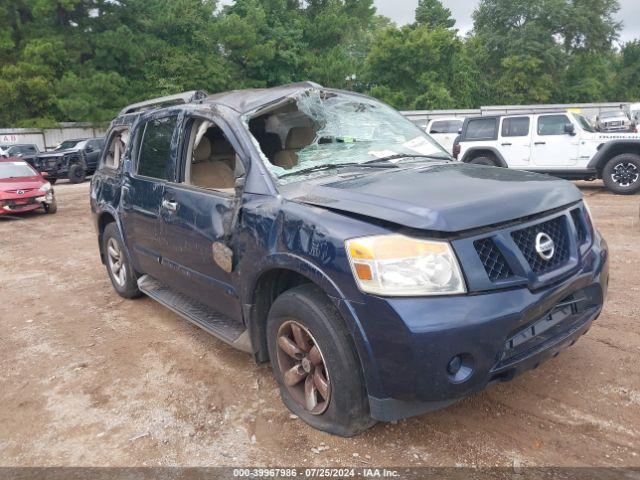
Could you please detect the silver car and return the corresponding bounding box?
[596,110,635,133]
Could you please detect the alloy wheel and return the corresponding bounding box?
[276,320,331,415]
[612,162,640,187]
[106,237,127,287]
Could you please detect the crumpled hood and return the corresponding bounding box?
[38,150,72,159]
[284,163,582,233]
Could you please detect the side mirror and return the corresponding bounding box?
[41,171,49,178]
[458,128,463,135]
[564,123,576,135]
[235,176,246,190]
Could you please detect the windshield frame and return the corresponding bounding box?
[56,139,85,151]
[571,112,596,133]
[0,161,39,179]
[243,88,451,187]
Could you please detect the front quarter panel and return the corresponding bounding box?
[235,193,394,395]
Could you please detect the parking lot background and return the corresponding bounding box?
[0,181,638,467]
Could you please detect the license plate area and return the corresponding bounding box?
[500,295,585,362]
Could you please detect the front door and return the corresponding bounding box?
[530,114,580,168]
[120,113,179,281]
[156,113,245,322]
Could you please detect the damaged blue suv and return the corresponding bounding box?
[91,83,609,436]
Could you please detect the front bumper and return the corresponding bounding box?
[0,191,55,215]
[350,234,608,422]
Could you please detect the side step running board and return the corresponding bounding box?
[137,275,252,353]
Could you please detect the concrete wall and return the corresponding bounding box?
[402,102,632,125]
[0,124,108,151]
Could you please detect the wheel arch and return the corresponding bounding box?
[460,147,508,167]
[244,255,382,397]
[588,141,640,176]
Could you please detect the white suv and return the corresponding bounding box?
[455,111,640,194]
[425,117,464,154]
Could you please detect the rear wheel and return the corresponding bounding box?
[68,164,86,184]
[602,154,640,195]
[468,155,498,166]
[102,223,142,298]
[267,284,375,437]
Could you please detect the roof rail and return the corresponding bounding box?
[119,90,208,116]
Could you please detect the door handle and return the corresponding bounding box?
[162,199,178,212]
[534,142,546,145]
[501,143,512,146]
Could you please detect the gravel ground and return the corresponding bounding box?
[0,180,638,467]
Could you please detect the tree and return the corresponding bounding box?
[470,0,622,104]
[614,41,640,101]
[365,25,464,109]
[415,0,455,30]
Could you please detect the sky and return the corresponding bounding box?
[374,0,640,44]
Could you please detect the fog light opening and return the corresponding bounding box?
[447,353,474,384]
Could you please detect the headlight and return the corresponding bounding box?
[39,182,51,193]
[345,234,466,296]
[583,200,596,232]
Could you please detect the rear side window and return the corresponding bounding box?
[538,115,570,136]
[137,116,177,180]
[464,118,497,140]
[502,117,530,137]
[103,130,130,170]
[430,120,463,134]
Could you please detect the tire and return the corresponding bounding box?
[102,222,142,299]
[266,284,375,437]
[43,198,57,214]
[468,155,498,166]
[68,164,86,184]
[602,154,640,195]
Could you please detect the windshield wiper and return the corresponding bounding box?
[278,161,398,179]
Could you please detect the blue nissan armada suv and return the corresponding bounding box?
[90,83,609,436]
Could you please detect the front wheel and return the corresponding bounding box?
[267,284,375,437]
[68,164,86,184]
[602,154,640,195]
[43,199,57,214]
[102,223,142,298]
[468,155,498,166]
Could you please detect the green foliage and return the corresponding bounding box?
[414,0,455,30]
[0,0,637,126]
[615,41,640,101]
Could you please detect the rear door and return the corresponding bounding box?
[498,116,532,167]
[530,114,579,168]
[120,113,180,282]
[156,112,245,322]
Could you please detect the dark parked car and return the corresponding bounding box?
[0,143,40,163]
[33,137,104,183]
[91,83,609,436]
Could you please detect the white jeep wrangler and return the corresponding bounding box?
[454,111,640,194]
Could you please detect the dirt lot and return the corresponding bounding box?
[0,181,639,468]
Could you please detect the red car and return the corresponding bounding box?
[0,158,57,215]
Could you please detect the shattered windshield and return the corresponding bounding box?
[248,89,450,184]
